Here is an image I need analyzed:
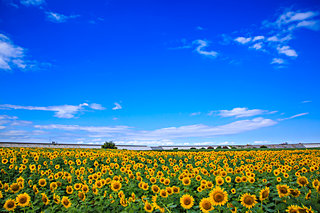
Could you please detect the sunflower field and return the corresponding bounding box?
[0,147,320,212]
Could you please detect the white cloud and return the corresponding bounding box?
[252,36,265,42]
[296,20,320,30]
[0,103,104,118]
[276,11,319,27]
[46,12,79,23]
[253,140,271,144]
[271,58,285,64]
[196,26,204,30]
[33,117,277,141]
[234,37,252,44]
[89,103,105,110]
[20,0,45,6]
[267,35,292,42]
[302,100,311,104]
[278,112,309,121]
[251,42,263,50]
[217,107,267,118]
[190,112,201,116]
[277,46,298,57]
[0,115,18,120]
[0,34,27,70]
[112,102,122,110]
[193,40,218,57]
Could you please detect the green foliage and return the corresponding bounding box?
[101,141,117,149]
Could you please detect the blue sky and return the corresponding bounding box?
[0,0,319,146]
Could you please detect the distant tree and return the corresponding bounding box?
[190,147,196,150]
[173,148,178,150]
[101,141,117,149]
[207,146,214,149]
[260,145,268,148]
[216,146,222,149]
[222,146,229,149]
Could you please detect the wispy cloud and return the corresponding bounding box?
[190,112,201,116]
[278,112,309,121]
[0,103,105,118]
[271,58,285,64]
[112,102,122,110]
[20,0,45,6]
[215,107,269,118]
[193,40,218,57]
[234,37,252,44]
[301,100,312,104]
[277,45,298,57]
[46,12,80,23]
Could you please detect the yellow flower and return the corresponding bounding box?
[110,181,122,192]
[159,189,168,198]
[199,197,214,213]
[3,199,16,211]
[41,193,50,205]
[277,184,290,198]
[297,176,309,187]
[290,189,300,198]
[180,194,194,209]
[53,194,60,204]
[66,186,74,194]
[208,186,228,206]
[38,179,47,187]
[61,196,72,208]
[240,193,257,209]
[144,201,154,212]
[78,191,86,201]
[10,183,20,193]
[16,193,31,207]
[286,205,300,213]
[259,187,269,201]
[305,190,311,200]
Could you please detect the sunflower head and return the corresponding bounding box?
[4,199,16,211]
[110,181,122,192]
[297,176,309,187]
[199,197,214,213]
[259,187,270,201]
[180,194,194,210]
[16,193,31,207]
[277,184,291,198]
[209,186,228,206]
[144,201,154,212]
[240,193,257,209]
[61,196,72,208]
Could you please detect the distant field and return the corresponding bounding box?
[1,147,319,212]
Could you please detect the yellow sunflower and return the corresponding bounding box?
[41,193,50,205]
[110,181,122,192]
[61,196,72,208]
[38,179,47,187]
[16,193,31,207]
[199,197,214,213]
[277,184,291,198]
[240,193,257,209]
[78,191,86,201]
[144,201,154,212]
[53,194,60,204]
[297,176,309,187]
[286,205,300,213]
[305,190,311,200]
[180,194,194,209]
[208,186,228,206]
[3,199,16,211]
[259,187,270,201]
[290,189,300,198]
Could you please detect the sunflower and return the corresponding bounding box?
[152,185,160,194]
[285,205,300,213]
[216,177,224,186]
[41,193,50,205]
[199,197,214,213]
[312,179,319,189]
[208,186,228,206]
[144,201,154,212]
[38,179,47,187]
[110,181,122,192]
[259,187,269,201]
[3,199,16,211]
[231,188,236,194]
[82,184,89,193]
[182,177,191,186]
[277,184,291,198]
[78,191,86,201]
[66,186,73,194]
[297,176,309,187]
[10,183,20,193]
[180,194,194,209]
[160,189,168,198]
[61,196,72,208]
[16,193,31,207]
[290,189,300,198]
[172,186,180,194]
[240,193,257,209]
[53,194,60,204]
[305,190,311,200]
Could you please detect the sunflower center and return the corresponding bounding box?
[63,200,69,205]
[214,193,224,202]
[244,196,254,205]
[7,201,14,208]
[19,197,27,204]
[262,191,269,198]
[202,201,212,210]
[184,197,191,205]
[12,184,19,191]
[280,187,287,194]
[146,204,152,210]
